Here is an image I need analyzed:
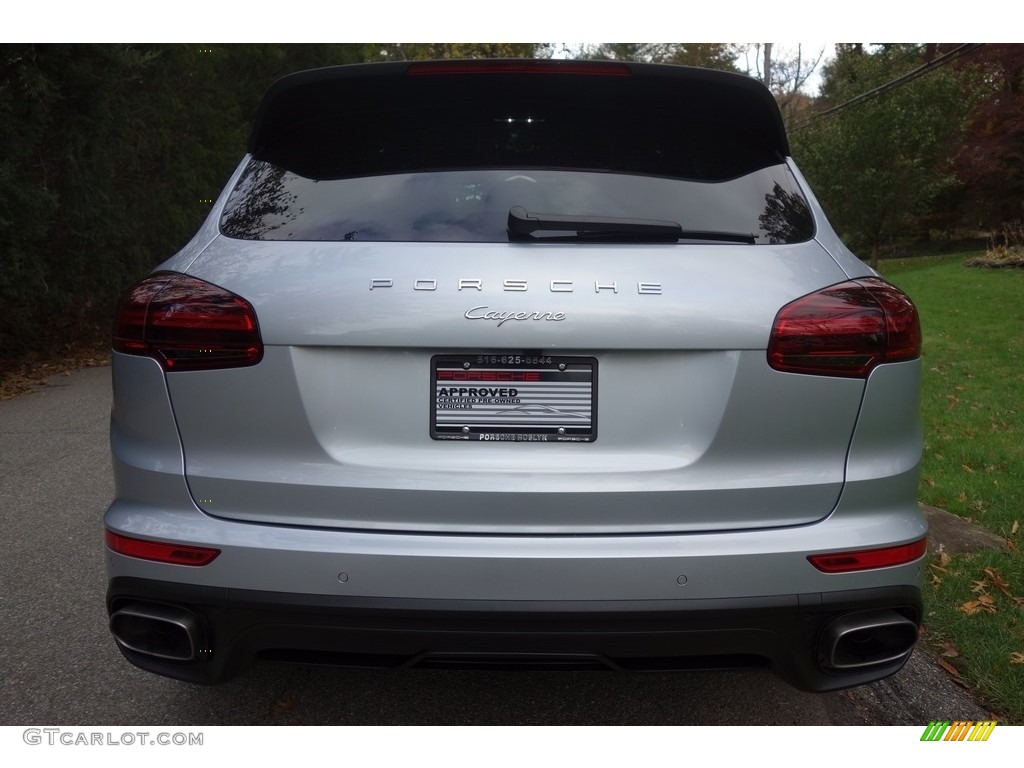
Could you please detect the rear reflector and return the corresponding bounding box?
[768,277,921,378]
[105,531,220,566]
[808,539,927,573]
[113,272,263,371]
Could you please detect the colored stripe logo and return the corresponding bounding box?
[920,721,997,741]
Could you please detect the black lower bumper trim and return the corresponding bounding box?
[107,577,921,691]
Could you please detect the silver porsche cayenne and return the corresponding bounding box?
[104,59,927,691]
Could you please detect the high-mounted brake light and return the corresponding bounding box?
[105,531,221,566]
[406,60,632,77]
[113,272,263,371]
[807,539,927,573]
[767,277,921,378]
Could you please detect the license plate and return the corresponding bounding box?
[431,354,597,442]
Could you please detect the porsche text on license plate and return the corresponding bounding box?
[431,354,597,442]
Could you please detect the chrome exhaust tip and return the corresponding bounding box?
[110,603,201,662]
[821,610,918,670]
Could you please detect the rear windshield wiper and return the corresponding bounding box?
[507,206,756,244]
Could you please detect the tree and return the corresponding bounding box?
[583,43,740,72]
[790,44,975,266]
[372,44,548,61]
[740,43,827,122]
[953,44,1024,228]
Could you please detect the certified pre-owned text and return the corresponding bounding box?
[437,387,519,398]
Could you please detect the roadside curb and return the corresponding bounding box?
[920,502,1009,556]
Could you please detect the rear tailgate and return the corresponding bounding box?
[165,238,862,534]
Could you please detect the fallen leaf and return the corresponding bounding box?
[938,642,959,658]
[983,567,1013,597]
[970,579,988,594]
[936,549,951,568]
[961,464,974,474]
[1012,520,1020,535]
[1011,652,1024,665]
[961,597,997,615]
[937,657,960,676]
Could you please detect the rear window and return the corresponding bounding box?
[220,67,814,244]
[221,164,812,244]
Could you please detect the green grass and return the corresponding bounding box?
[880,254,1024,721]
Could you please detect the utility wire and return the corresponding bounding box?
[788,43,985,132]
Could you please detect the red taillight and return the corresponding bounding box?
[105,531,220,566]
[113,272,263,371]
[807,539,927,573]
[767,277,921,378]
[406,60,632,77]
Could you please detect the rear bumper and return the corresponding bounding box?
[107,577,921,691]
